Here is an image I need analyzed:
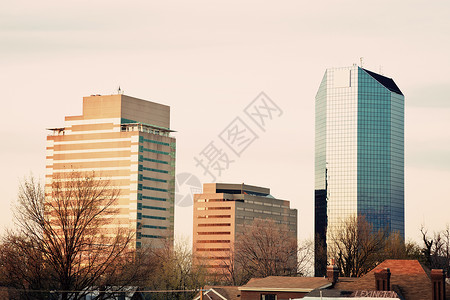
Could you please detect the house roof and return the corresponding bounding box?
[334,260,433,300]
[240,276,331,293]
[305,289,401,299]
[193,286,241,300]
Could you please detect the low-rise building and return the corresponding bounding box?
[196,260,449,300]
[239,277,331,300]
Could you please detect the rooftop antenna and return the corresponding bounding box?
[360,57,364,68]
[117,86,124,95]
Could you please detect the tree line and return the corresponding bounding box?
[0,173,448,299]
[326,215,450,278]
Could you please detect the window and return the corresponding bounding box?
[196,248,229,252]
[198,215,231,219]
[197,240,230,243]
[261,294,276,300]
[197,231,230,235]
[198,223,231,227]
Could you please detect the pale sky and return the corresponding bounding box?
[1,0,449,243]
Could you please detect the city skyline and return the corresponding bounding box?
[1,1,450,244]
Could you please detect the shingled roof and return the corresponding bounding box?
[334,260,433,300]
[240,276,331,292]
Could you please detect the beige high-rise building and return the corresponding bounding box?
[193,183,297,277]
[45,94,176,248]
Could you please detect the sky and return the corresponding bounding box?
[1,0,450,244]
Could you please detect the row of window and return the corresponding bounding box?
[244,200,283,208]
[198,223,231,227]
[137,233,164,239]
[139,155,168,164]
[139,194,167,201]
[197,199,225,202]
[198,215,231,219]
[197,231,230,235]
[195,256,230,260]
[204,265,229,269]
[142,224,167,230]
[196,248,229,252]
[235,216,295,226]
[137,203,167,211]
[138,184,168,193]
[137,213,166,220]
[139,175,167,183]
[139,136,170,147]
[136,232,164,239]
[236,207,295,217]
[197,240,230,243]
[139,145,169,156]
[197,207,231,210]
[139,165,168,174]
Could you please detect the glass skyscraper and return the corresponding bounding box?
[314,65,404,276]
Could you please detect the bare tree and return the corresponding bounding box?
[421,225,450,276]
[0,235,53,300]
[214,243,249,286]
[379,232,421,261]
[225,219,310,284]
[3,173,136,300]
[328,215,387,277]
[144,238,208,300]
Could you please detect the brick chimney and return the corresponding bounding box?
[327,259,339,285]
[431,269,446,300]
[375,268,391,291]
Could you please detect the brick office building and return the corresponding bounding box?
[193,183,297,279]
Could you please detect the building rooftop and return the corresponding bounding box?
[240,276,331,292]
[202,183,271,197]
[362,68,403,96]
[192,286,241,300]
[334,260,437,300]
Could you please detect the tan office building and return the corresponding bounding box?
[193,183,297,275]
[45,94,176,248]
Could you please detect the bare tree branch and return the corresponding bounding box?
[3,172,138,300]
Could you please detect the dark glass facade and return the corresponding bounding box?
[314,66,404,276]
